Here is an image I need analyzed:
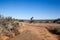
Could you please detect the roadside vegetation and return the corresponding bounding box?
[0,15,21,38]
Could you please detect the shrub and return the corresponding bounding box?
[54,27,60,34]
[48,27,60,35]
[0,15,21,38]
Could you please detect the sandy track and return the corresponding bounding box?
[10,23,58,40]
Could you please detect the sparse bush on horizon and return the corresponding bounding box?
[53,18,60,24]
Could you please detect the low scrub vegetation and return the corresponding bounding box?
[54,27,60,34]
[0,15,21,38]
[48,26,60,35]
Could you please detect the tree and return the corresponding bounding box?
[30,17,34,23]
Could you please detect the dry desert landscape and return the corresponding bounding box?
[0,22,60,40]
[0,16,60,40]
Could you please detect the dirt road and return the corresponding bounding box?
[10,23,58,40]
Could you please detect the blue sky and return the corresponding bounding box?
[0,0,60,19]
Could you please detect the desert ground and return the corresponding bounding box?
[0,22,60,40]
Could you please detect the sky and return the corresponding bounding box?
[0,0,60,19]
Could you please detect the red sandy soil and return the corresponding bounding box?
[0,23,60,40]
[10,23,59,40]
